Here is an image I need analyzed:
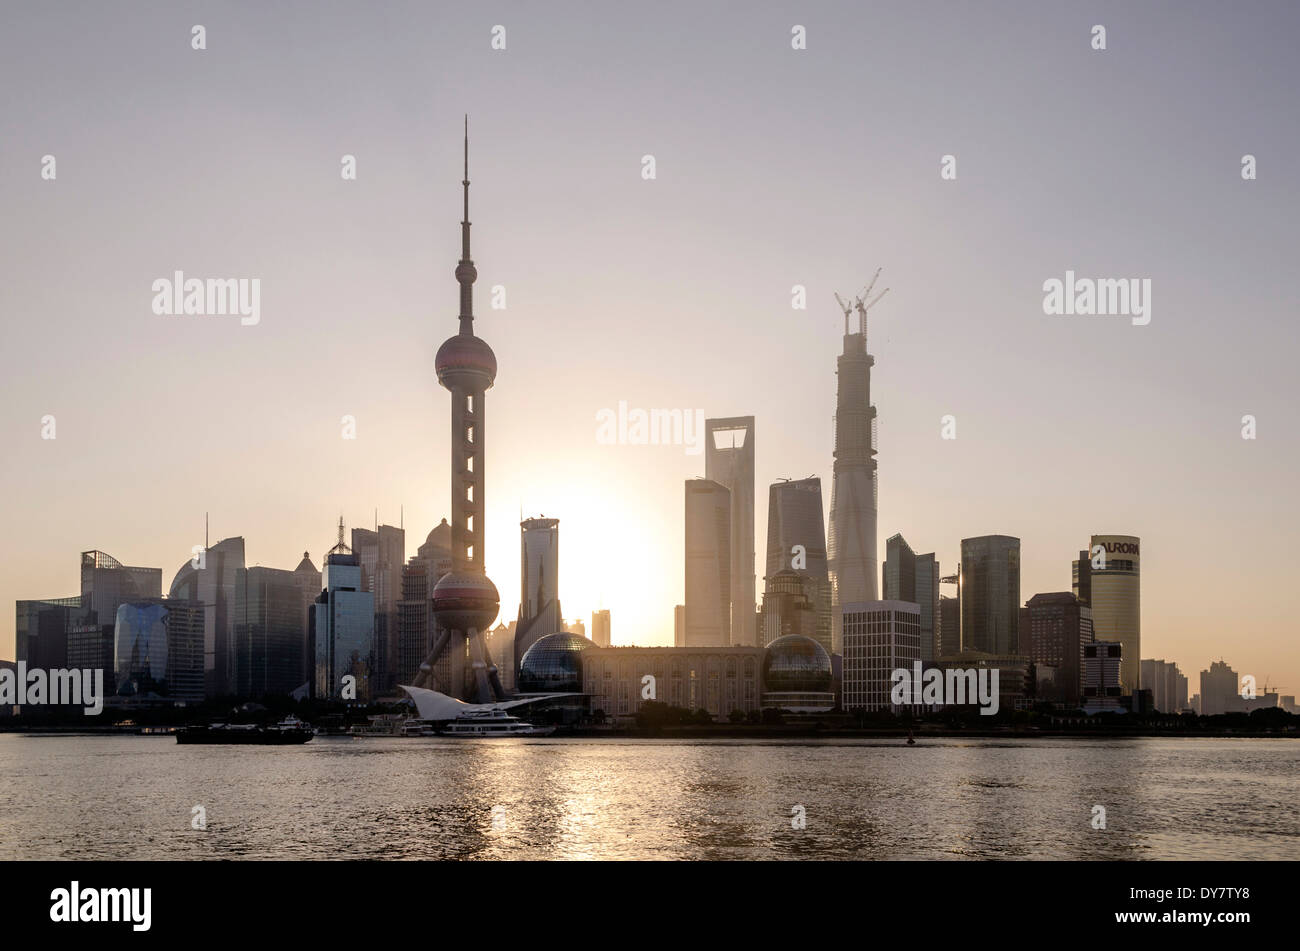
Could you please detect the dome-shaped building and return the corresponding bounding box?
[517,631,596,694]
[761,634,835,713]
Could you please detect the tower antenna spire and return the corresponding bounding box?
[455,114,476,334]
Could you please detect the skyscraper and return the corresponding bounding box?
[828,284,883,653]
[765,477,831,654]
[421,119,503,703]
[312,527,375,702]
[591,609,611,647]
[514,516,562,670]
[351,523,405,694]
[1071,550,1091,606]
[1088,534,1141,695]
[168,536,245,697]
[1141,658,1185,714]
[112,598,204,703]
[705,416,755,646]
[78,551,162,679]
[1199,660,1240,716]
[293,552,321,689]
[841,600,921,713]
[1020,592,1093,705]
[235,566,307,698]
[397,520,451,688]
[684,478,731,647]
[882,534,940,662]
[15,596,81,670]
[938,595,960,657]
[959,535,1021,655]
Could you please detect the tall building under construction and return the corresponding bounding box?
[828,275,887,653]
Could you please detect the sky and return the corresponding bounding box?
[2,1,1297,695]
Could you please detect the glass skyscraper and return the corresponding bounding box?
[959,535,1021,656]
[313,549,375,701]
[765,477,831,655]
[168,536,245,697]
[113,598,205,703]
[236,566,307,698]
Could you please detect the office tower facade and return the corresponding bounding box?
[1083,641,1124,710]
[1199,660,1240,716]
[841,600,921,713]
[424,121,503,703]
[1087,535,1141,694]
[397,520,452,688]
[706,417,756,647]
[514,517,562,671]
[351,524,405,694]
[684,478,732,647]
[113,599,205,702]
[938,595,959,657]
[236,566,306,698]
[15,596,81,670]
[168,536,245,697]
[828,296,880,654]
[759,569,817,644]
[312,541,375,702]
[77,551,162,679]
[485,621,517,693]
[1071,550,1092,605]
[591,609,611,647]
[674,605,686,647]
[583,646,766,719]
[1020,592,1093,705]
[765,478,832,654]
[882,534,940,662]
[293,552,321,688]
[959,535,1021,656]
[1140,658,1185,714]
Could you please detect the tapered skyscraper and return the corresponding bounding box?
[828,278,886,652]
[705,417,755,646]
[412,118,504,703]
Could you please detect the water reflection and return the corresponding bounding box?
[0,736,1295,860]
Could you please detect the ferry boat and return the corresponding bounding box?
[438,709,555,737]
[176,715,314,745]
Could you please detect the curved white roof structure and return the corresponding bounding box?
[399,684,572,721]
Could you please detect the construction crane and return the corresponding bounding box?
[854,267,890,332]
[834,292,854,334]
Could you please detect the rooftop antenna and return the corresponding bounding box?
[205,512,209,550]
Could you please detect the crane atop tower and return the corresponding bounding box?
[854,268,890,335]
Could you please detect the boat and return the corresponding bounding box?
[399,718,436,736]
[438,709,555,737]
[176,715,314,745]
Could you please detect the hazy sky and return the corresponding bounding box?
[2,1,1297,694]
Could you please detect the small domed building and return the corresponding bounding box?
[761,634,835,713]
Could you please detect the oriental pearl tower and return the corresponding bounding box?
[416,117,505,703]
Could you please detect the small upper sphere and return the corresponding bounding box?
[435,332,497,386]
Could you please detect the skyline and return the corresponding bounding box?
[2,1,1298,696]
